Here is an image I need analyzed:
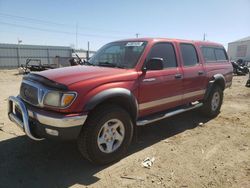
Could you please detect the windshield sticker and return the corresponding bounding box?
[126,42,144,47]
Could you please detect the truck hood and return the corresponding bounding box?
[35,65,136,86]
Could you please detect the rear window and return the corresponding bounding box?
[180,43,199,66]
[201,47,228,63]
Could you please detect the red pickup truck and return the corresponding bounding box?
[8,38,233,164]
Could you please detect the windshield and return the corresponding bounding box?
[89,41,147,68]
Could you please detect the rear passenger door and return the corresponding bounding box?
[179,43,206,104]
[138,42,182,116]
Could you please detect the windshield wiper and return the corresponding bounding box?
[72,49,84,65]
[84,60,94,66]
[98,61,116,67]
[98,61,126,68]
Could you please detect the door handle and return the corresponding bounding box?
[175,74,182,79]
[143,78,156,82]
[198,71,204,75]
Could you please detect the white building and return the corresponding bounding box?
[228,36,250,62]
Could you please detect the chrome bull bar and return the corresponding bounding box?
[8,96,44,141]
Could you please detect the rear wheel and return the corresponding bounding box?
[201,85,223,117]
[77,105,133,165]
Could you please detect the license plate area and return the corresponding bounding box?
[14,105,23,123]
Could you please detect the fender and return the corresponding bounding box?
[84,88,138,120]
[204,74,225,101]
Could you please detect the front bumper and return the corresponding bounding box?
[8,96,87,140]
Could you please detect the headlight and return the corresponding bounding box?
[43,91,76,108]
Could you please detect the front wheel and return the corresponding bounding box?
[77,105,134,165]
[201,85,223,117]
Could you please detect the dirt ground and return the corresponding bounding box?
[0,69,249,188]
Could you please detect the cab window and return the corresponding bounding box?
[201,47,216,62]
[147,43,177,69]
[214,48,227,61]
[180,43,199,66]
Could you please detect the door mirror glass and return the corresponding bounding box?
[144,58,164,71]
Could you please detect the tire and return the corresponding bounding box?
[201,85,223,117]
[233,68,236,75]
[243,67,249,74]
[77,104,134,165]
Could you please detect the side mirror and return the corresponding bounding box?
[143,58,164,71]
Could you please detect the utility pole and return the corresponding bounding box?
[17,38,22,67]
[87,41,90,60]
[75,22,78,49]
[135,33,140,38]
[17,38,22,44]
[203,33,207,41]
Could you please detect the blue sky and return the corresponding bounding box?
[0,0,249,50]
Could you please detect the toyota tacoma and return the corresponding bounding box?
[8,38,233,164]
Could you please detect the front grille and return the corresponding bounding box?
[20,82,39,105]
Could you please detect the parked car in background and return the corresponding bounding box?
[8,38,233,164]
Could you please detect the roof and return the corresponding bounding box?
[114,37,223,47]
[229,36,250,44]
[0,43,72,50]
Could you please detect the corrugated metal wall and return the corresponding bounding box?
[227,40,250,61]
[0,43,73,67]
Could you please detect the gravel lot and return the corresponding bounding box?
[0,70,249,188]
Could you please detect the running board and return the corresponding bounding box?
[136,102,203,126]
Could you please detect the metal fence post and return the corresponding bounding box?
[17,47,20,67]
[47,48,50,64]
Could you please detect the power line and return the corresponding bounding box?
[0,12,68,27]
[0,12,135,35]
[0,12,160,38]
[0,21,128,39]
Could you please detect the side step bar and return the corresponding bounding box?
[137,102,203,126]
